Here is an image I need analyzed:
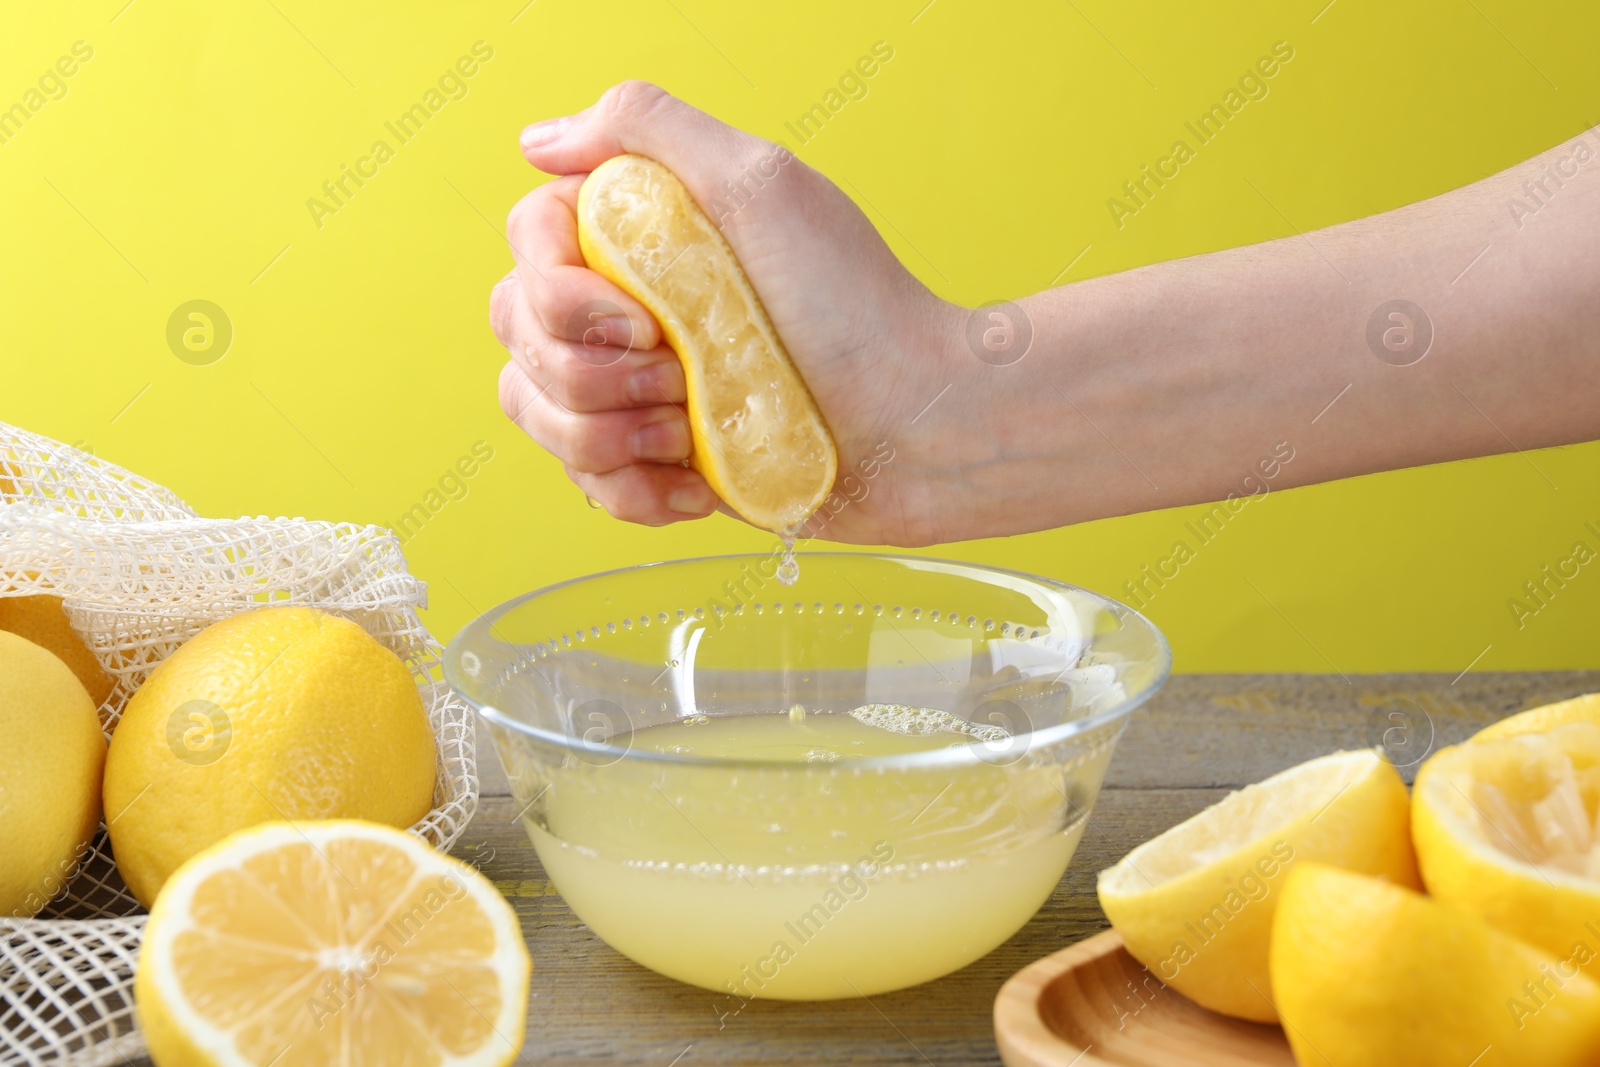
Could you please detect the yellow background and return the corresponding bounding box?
[2,0,1596,673]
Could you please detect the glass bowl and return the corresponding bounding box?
[443,553,1170,1000]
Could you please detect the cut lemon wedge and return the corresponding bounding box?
[1271,863,1600,1067]
[136,820,530,1067]
[1097,749,1418,1022]
[577,153,837,531]
[1414,722,1600,960]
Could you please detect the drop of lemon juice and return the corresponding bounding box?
[775,527,800,586]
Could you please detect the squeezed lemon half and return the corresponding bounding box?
[137,820,531,1067]
[1475,691,1600,742]
[577,153,837,532]
[1414,720,1600,961]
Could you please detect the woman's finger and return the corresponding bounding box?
[497,361,689,474]
[494,274,686,411]
[504,173,660,350]
[565,462,720,525]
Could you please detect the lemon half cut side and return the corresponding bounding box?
[577,153,837,532]
[137,819,531,1067]
[1414,722,1600,960]
[1097,748,1418,1022]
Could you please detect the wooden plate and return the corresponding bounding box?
[993,930,1295,1066]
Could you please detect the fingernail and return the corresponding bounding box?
[668,484,718,514]
[626,361,683,404]
[520,117,569,151]
[631,414,690,461]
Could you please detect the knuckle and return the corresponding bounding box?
[737,138,783,173]
[561,418,608,473]
[603,79,670,119]
[603,481,658,525]
[529,277,575,338]
[489,276,518,344]
[542,361,582,411]
[505,191,541,244]
[496,362,525,421]
[609,500,653,525]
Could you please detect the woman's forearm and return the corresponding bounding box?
[982,124,1600,531]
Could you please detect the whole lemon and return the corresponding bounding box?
[0,630,106,916]
[0,591,116,707]
[103,606,437,907]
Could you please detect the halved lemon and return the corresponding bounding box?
[1475,691,1600,743]
[577,153,837,532]
[1097,749,1418,1021]
[137,820,530,1067]
[1272,863,1600,1067]
[1413,722,1600,961]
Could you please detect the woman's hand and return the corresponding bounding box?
[490,80,970,545]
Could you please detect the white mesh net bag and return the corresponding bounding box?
[0,421,478,1066]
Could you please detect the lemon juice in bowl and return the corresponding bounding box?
[445,554,1170,999]
[529,706,1089,999]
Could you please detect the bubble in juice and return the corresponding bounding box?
[848,703,1011,743]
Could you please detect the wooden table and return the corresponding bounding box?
[131,671,1600,1066]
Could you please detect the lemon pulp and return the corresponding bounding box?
[1470,725,1600,878]
[1097,749,1418,1022]
[577,154,837,533]
[137,820,530,1067]
[1414,722,1600,959]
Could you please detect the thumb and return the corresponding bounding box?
[519,81,781,210]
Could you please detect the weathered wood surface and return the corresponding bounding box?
[126,672,1600,1066]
